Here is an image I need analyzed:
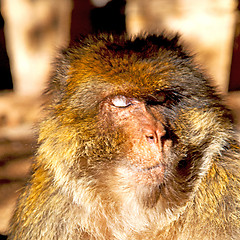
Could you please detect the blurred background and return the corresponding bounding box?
[0,0,239,237]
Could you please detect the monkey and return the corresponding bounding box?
[8,33,240,240]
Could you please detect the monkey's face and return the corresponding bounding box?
[46,34,232,220]
[100,95,170,184]
[95,84,199,211]
[96,93,176,209]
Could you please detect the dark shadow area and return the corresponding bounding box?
[0,13,13,91]
[0,235,7,240]
[71,0,126,41]
[91,0,126,34]
[229,1,240,91]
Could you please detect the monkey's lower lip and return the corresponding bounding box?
[131,164,165,184]
[141,163,163,172]
[131,162,164,172]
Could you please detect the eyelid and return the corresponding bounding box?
[156,91,167,102]
[145,90,183,106]
[145,92,167,105]
[111,95,132,108]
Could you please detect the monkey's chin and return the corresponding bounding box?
[115,164,165,208]
[132,165,165,208]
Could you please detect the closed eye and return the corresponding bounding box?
[111,95,132,108]
[145,90,182,106]
[145,91,167,105]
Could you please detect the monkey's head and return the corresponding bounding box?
[39,34,233,227]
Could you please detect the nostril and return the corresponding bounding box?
[143,124,166,144]
[146,134,156,143]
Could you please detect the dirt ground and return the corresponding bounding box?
[0,91,239,236]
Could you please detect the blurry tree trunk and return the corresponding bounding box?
[1,0,72,96]
[125,0,237,93]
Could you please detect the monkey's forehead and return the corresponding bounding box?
[62,34,196,94]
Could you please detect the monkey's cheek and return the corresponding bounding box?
[132,165,165,185]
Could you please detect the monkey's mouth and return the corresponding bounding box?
[141,163,162,171]
[131,163,165,185]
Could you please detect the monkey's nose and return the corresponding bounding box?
[145,127,166,145]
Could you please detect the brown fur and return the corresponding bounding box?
[9,34,240,240]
